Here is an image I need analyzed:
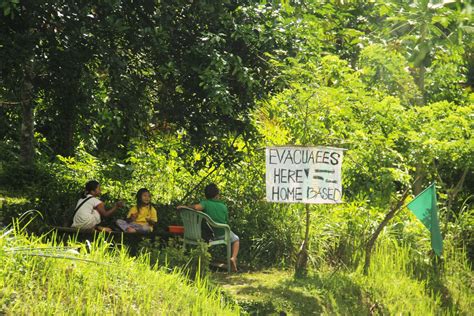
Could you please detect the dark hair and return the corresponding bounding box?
[82,180,100,198]
[136,188,151,214]
[204,183,219,199]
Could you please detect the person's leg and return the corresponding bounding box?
[127,223,151,233]
[117,220,143,233]
[116,219,130,232]
[230,241,240,271]
[230,231,240,272]
[133,224,152,233]
[126,223,139,233]
[96,226,113,232]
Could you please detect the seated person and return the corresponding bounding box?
[178,183,240,272]
[116,188,157,233]
[72,180,123,232]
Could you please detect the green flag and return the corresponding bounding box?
[407,183,443,256]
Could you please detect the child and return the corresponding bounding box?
[178,183,240,272]
[116,188,158,233]
[72,180,123,232]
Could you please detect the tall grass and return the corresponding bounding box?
[0,220,240,315]
[356,237,473,315]
[212,236,472,315]
[215,199,474,315]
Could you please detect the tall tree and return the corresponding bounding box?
[0,0,42,167]
[375,0,470,105]
[1,1,294,167]
[371,0,471,193]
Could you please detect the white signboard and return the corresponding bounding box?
[266,146,344,204]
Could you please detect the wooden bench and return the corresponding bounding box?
[48,226,181,254]
[51,225,132,235]
[49,225,179,238]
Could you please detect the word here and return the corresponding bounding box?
[266,146,344,204]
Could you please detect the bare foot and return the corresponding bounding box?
[126,227,137,233]
[230,257,238,272]
[96,226,112,233]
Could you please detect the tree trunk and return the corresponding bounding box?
[447,168,468,216]
[56,99,76,157]
[415,65,426,105]
[413,163,425,195]
[19,64,35,167]
[363,185,413,275]
[413,61,426,195]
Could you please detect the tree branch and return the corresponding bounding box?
[363,177,420,275]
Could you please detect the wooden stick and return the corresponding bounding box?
[362,178,419,275]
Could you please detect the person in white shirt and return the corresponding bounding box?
[71,180,123,232]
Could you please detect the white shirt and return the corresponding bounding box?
[71,194,103,229]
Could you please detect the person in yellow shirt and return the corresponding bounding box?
[116,188,157,233]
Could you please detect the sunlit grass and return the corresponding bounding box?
[360,239,441,314]
[0,192,29,210]
[213,266,375,315]
[213,236,473,315]
[0,220,240,315]
[1,206,471,315]
[358,236,473,314]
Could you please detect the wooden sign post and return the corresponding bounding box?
[265,146,345,276]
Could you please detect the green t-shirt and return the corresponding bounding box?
[200,199,228,236]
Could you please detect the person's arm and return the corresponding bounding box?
[146,207,158,225]
[146,218,156,225]
[177,203,204,211]
[126,206,138,223]
[127,213,137,223]
[96,201,123,217]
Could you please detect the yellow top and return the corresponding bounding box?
[127,205,158,230]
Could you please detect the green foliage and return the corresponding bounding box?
[124,138,193,204]
[443,198,474,263]
[361,238,473,314]
[0,5,472,314]
[293,1,379,63]
[307,202,370,270]
[359,44,420,105]
[426,48,470,104]
[259,54,415,201]
[0,224,239,315]
[0,1,295,165]
[0,194,30,228]
[406,101,473,171]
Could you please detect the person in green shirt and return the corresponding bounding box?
[178,183,240,272]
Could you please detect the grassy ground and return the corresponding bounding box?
[213,269,372,315]
[1,192,472,315]
[212,240,473,315]
[0,222,240,315]
[1,227,473,315]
